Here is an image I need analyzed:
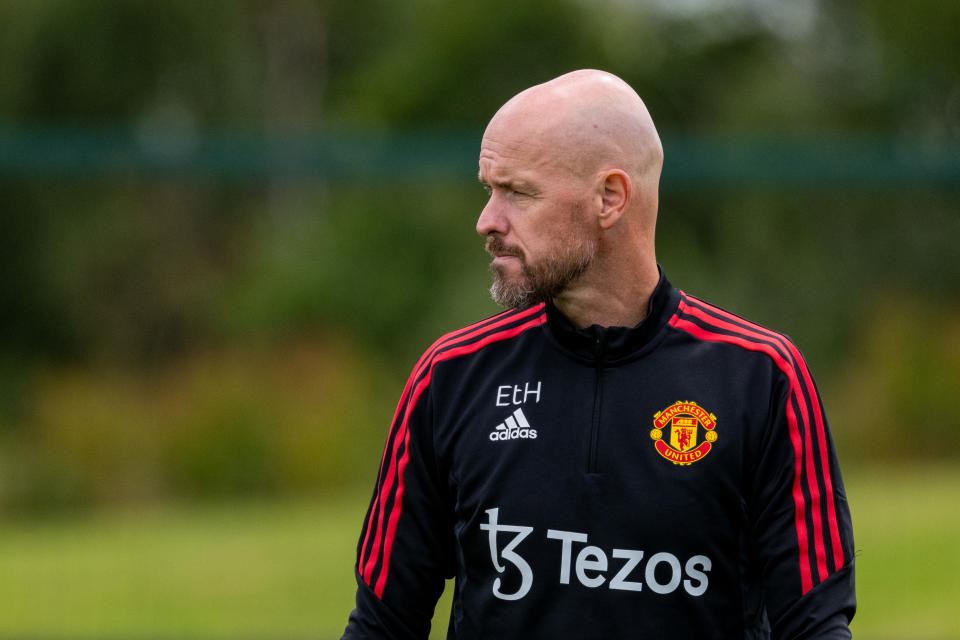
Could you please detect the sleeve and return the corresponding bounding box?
[749,353,856,640]
[341,358,456,640]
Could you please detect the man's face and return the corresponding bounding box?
[476,129,598,309]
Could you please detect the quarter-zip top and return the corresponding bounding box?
[346,267,857,640]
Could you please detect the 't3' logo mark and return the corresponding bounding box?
[479,508,534,600]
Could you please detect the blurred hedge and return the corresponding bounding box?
[0,337,393,512]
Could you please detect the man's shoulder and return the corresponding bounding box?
[669,291,807,371]
[417,304,548,368]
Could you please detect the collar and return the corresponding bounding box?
[543,267,680,364]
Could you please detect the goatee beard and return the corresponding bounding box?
[486,235,596,309]
[490,268,537,309]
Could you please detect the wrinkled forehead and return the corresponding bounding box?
[480,120,552,169]
[479,100,578,180]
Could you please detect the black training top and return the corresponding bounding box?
[342,270,855,639]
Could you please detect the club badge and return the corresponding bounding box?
[650,401,718,465]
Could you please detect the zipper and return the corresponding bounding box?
[587,331,606,474]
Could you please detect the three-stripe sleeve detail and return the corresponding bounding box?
[668,292,845,595]
[358,304,548,598]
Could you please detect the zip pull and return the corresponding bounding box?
[593,329,608,361]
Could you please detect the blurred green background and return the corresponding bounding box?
[0,0,958,638]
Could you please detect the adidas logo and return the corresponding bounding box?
[489,407,538,442]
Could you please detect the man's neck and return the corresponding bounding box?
[552,261,660,329]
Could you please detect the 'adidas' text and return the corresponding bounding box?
[489,407,538,441]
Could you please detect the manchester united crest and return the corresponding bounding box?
[650,401,718,465]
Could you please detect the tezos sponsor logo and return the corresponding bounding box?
[480,507,711,600]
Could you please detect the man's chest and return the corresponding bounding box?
[425,338,772,634]
[431,342,770,545]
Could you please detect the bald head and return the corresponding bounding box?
[477,70,664,326]
[485,70,663,204]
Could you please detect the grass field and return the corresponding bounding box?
[0,464,957,639]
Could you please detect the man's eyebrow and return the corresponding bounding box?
[477,176,538,193]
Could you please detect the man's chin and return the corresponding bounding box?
[490,275,539,309]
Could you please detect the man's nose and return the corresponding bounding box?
[476,196,508,237]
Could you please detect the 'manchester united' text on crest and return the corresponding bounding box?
[650,401,718,465]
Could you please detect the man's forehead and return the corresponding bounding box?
[479,127,559,181]
[477,158,541,187]
[478,158,550,192]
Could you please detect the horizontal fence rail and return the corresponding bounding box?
[1,127,958,188]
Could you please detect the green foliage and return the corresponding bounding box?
[827,298,960,462]
[216,181,497,358]
[0,0,262,125]
[0,339,393,512]
[327,0,604,127]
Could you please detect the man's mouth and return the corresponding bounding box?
[485,236,523,261]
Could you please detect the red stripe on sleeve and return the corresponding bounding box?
[669,313,816,594]
[681,295,844,573]
[362,309,547,595]
[358,306,539,573]
[675,299,830,585]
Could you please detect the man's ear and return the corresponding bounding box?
[598,170,630,229]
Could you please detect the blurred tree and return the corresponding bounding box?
[324,0,603,127]
[863,0,960,139]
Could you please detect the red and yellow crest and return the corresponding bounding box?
[650,401,718,465]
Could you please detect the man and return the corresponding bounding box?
[342,70,855,639]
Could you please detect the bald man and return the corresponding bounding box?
[342,70,855,640]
